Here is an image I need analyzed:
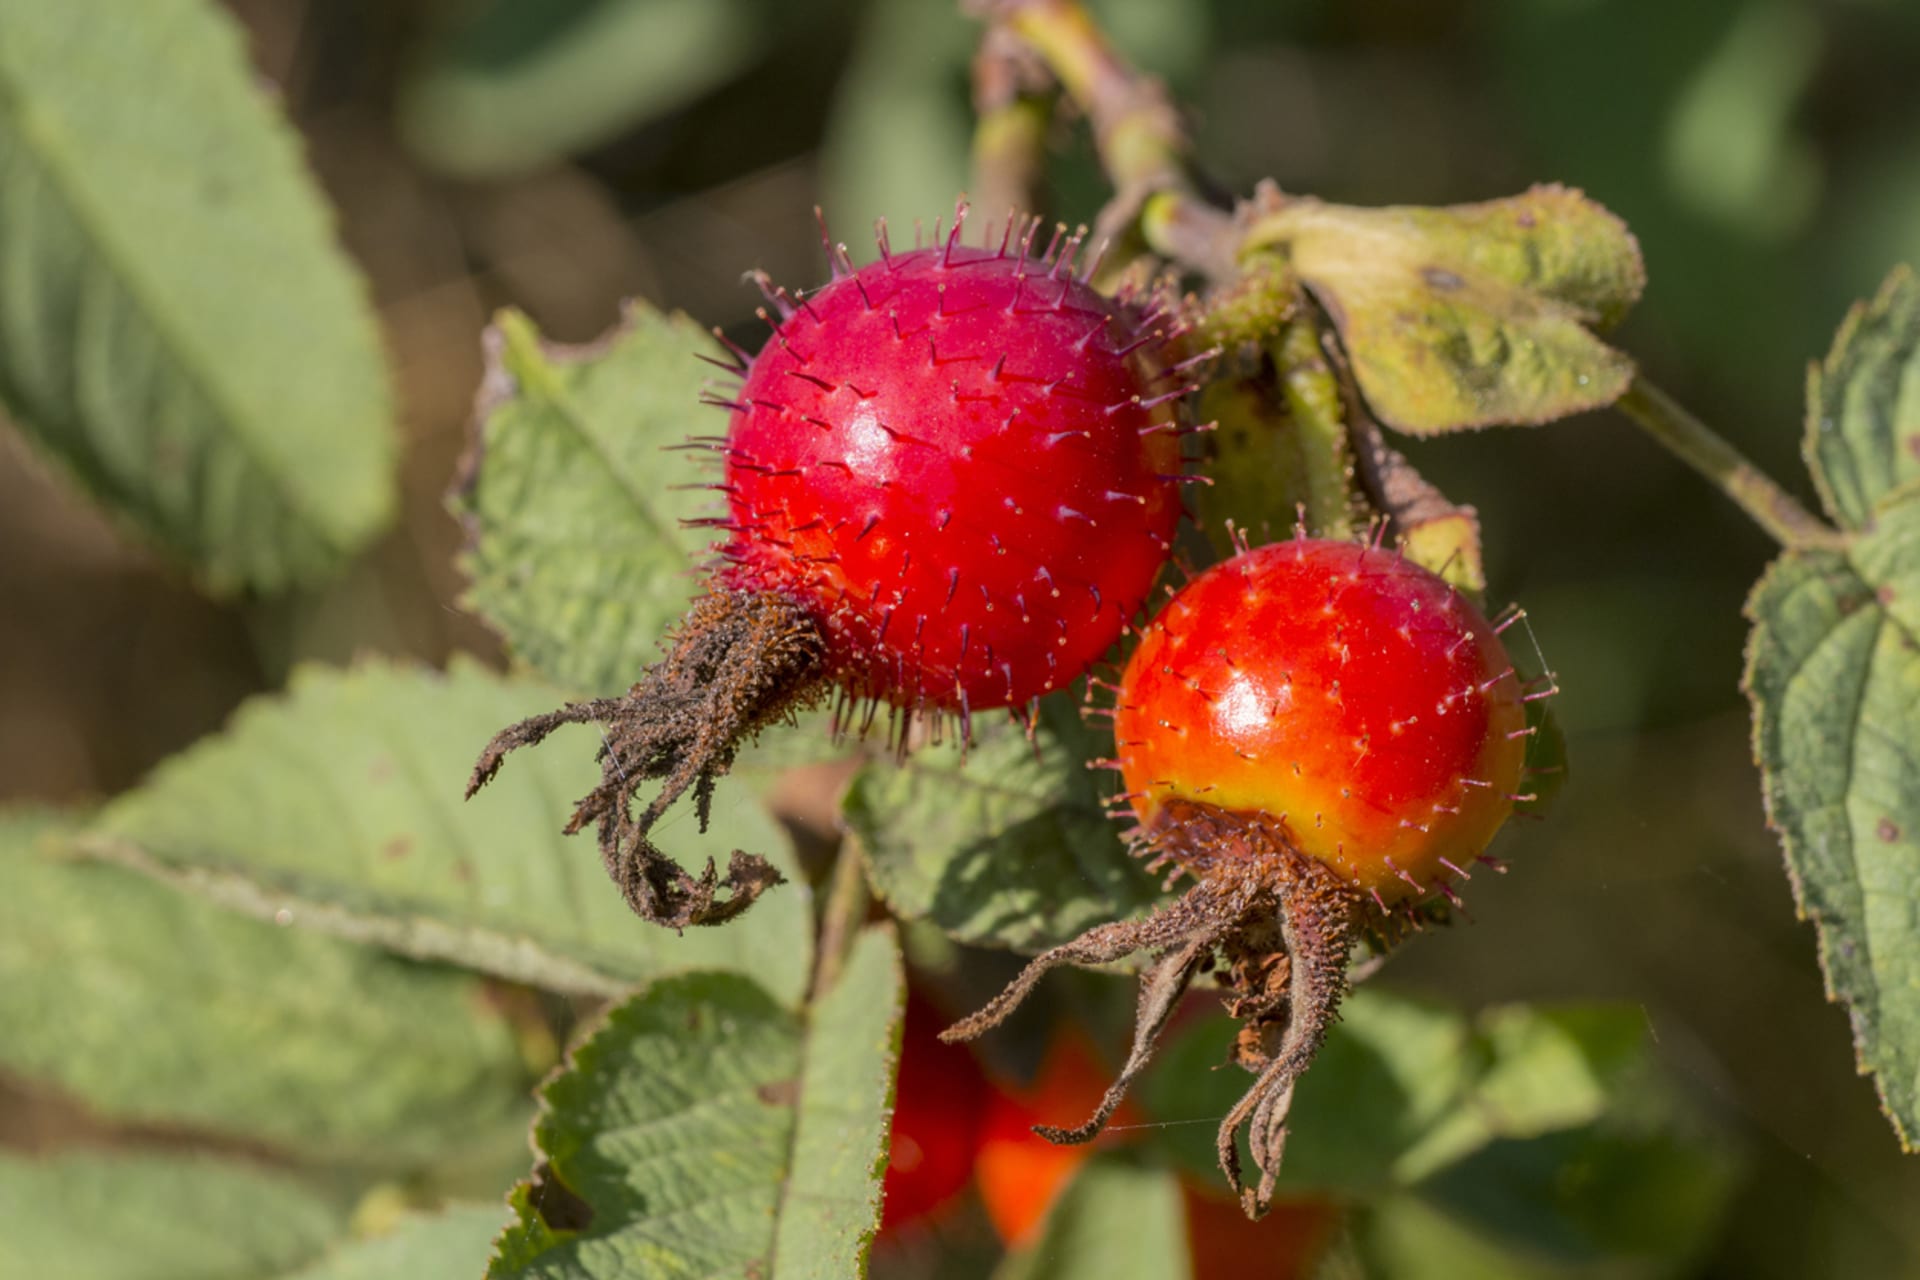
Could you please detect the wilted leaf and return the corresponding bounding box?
[79,659,812,1005]
[0,810,531,1164]
[0,1150,342,1280]
[282,1205,509,1280]
[1744,494,1920,1147]
[453,306,726,699]
[400,0,769,179]
[1247,185,1644,434]
[0,0,395,592]
[1805,265,1920,530]
[1140,993,1653,1197]
[488,927,903,1278]
[846,696,1165,953]
[995,1156,1188,1280]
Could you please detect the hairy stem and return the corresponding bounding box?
[1274,317,1359,540]
[1616,376,1844,552]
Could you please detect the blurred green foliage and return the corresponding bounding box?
[2,0,1919,1277]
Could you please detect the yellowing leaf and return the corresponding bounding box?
[1247,185,1645,434]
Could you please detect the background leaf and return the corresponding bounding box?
[1414,1124,1737,1274]
[1140,993,1655,1198]
[1805,265,1920,530]
[0,810,533,1164]
[79,659,813,1005]
[282,1205,509,1280]
[453,306,726,699]
[0,0,395,592]
[994,1156,1188,1280]
[489,927,903,1278]
[845,696,1165,954]
[1256,185,1645,434]
[0,1150,344,1280]
[1744,493,1920,1148]
[399,0,770,180]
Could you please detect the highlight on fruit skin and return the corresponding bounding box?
[466,200,1205,929]
[942,532,1545,1217]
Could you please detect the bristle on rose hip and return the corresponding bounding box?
[942,537,1534,1220]
[467,202,1193,929]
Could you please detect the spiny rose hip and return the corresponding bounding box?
[716,219,1184,719]
[467,204,1193,929]
[1117,537,1527,900]
[944,535,1541,1219]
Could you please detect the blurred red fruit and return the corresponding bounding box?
[880,993,991,1233]
[976,1031,1142,1248]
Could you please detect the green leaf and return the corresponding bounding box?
[451,306,722,699]
[0,810,532,1164]
[488,927,904,1278]
[1250,185,1645,434]
[0,0,395,592]
[994,1155,1188,1280]
[282,1206,509,1280]
[1414,1124,1737,1273]
[79,659,813,1006]
[1357,1196,1567,1280]
[1744,493,1920,1148]
[845,695,1166,953]
[0,1150,343,1280]
[1140,993,1652,1197]
[399,0,768,179]
[1805,265,1920,530]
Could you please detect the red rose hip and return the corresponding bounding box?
[720,230,1182,716]
[1116,538,1526,900]
[468,206,1190,928]
[945,536,1540,1218]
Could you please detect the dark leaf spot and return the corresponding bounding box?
[381,836,414,861]
[1421,267,1465,292]
[1878,818,1901,843]
[757,1077,800,1108]
[368,757,395,784]
[528,1162,594,1232]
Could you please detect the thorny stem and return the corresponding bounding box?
[1616,376,1845,553]
[811,837,874,1004]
